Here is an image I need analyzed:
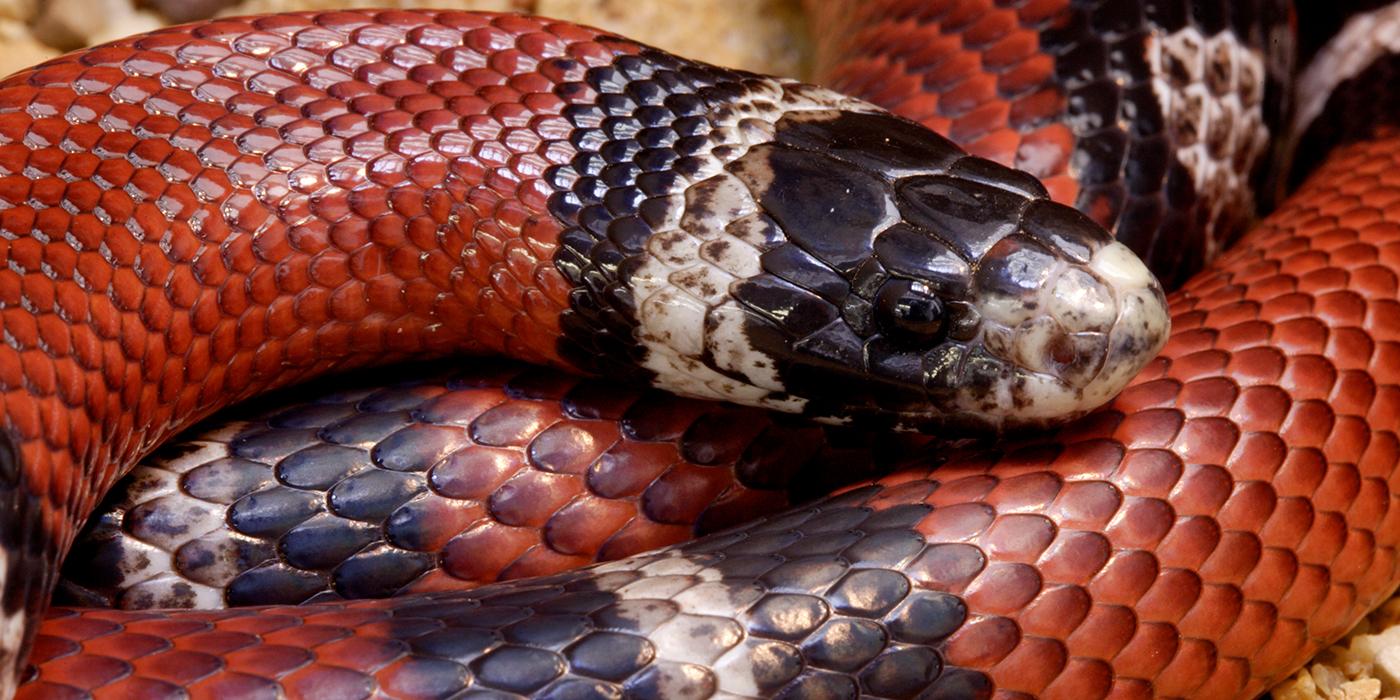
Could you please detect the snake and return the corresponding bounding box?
[0,0,1395,698]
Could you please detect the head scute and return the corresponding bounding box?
[547,51,1169,433]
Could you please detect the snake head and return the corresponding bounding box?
[550,67,1169,433]
[728,109,1171,433]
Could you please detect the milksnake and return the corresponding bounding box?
[2,2,1399,698]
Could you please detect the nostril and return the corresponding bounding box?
[1048,333,1077,366]
[1014,315,1110,386]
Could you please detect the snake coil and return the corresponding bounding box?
[1,2,1399,699]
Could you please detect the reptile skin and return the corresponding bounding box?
[0,14,626,695]
[54,361,920,609]
[59,0,1305,619]
[23,127,1400,697]
[0,3,1393,699]
[0,7,1175,696]
[808,0,1294,289]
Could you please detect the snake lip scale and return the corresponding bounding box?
[0,2,1398,698]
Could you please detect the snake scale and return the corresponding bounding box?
[1,1,1399,698]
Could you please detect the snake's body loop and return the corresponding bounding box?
[1,2,1399,699]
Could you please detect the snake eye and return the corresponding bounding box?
[876,279,945,343]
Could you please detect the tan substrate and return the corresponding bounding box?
[0,2,1387,699]
[1274,596,1400,700]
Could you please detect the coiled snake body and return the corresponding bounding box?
[0,1,1395,698]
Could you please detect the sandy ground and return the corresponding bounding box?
[0,1,1390,698]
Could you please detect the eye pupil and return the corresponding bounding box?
[876,279,944,341]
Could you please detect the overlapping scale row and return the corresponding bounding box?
[0,8,1166,693]
[536,47,905,412]
[807,0,1294,289]
[24,129,1400,700]
[806,0,1080,202]
[0,9,653,688]
[534,43,1159,431]
[34,490,986,699]
[541,48,769,382]
[0,8,657,524]
[870,132,1400,697]
[57,361,916,610]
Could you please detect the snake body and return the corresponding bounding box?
[807,0,1295,290]
[55,361,927,610]
[0,1,1395,698]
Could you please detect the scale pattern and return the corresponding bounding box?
[807,0,1078,203]
[4,4,1400,699]
[807,0,1293,289]
[57,361,913,609]
[528,45,1167,432]
[0,9,646,689]
[21,126,1400,700]
[0,9,1178,694]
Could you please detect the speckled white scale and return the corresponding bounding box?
[627,78,879,410]
[1048,268,1117,333]
[712,637,799,697]
[966,241,1168,423]
[639,287,708,358]
[672,581,765,617]
[65,427,270,609]
[708,301,788,393]
[615,573,704,600]
[121,573,225,609]
[1148,25,1270,259]
[605,551,777,697]
[648,613,746,664]
[634,555,713,578]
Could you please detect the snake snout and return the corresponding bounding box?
[963,208,1171,426]
[1074,240,1172,408]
